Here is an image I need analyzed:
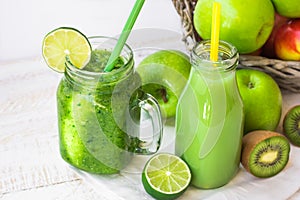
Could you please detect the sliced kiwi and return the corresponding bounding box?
[241,130,290,178]
[283,105,300,147]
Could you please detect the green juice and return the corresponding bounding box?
[175,40,244,189]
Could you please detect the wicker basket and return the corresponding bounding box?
[172,0,300,93]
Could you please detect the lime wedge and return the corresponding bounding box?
[42,27,91,73]
[142,153,191,200]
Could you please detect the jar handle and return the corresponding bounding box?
[130,91,163,154]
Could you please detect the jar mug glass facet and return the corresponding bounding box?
[57,36,163,174]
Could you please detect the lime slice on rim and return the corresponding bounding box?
[42,27,91,73]
[142,153,191,200]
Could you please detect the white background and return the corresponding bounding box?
[0,0,181,62]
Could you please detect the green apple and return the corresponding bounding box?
[193,0,275,54]
[137,50,191,119]
[271,0,300,18]
[236,69,282,134]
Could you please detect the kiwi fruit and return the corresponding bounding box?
[241,130,290,178]
[283,105,300,147]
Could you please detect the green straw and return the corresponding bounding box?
[104,0,145,72]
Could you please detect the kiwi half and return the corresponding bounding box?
[241,130,290,178]
[283,105,300,147]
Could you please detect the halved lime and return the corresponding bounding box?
[42,27,91,73]
[142,153,191,200]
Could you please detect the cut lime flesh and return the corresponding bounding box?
[142,153,191,200]
[42,27,91,73]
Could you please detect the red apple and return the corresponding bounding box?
[274,19,300,61]
[261,13,290,58]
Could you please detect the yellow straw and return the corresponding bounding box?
[210,2,221,62]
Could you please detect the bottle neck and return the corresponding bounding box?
[191,40,239,74]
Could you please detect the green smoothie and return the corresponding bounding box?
[57,49,140,174]
[175,40,244,189]
[56,36,163,174]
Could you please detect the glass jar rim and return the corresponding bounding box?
[65,36,134,75]
[65,36,134,84]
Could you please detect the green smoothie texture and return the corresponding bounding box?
[57,49,139,174]
[83,49,124,72]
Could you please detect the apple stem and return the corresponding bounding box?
[248,82,255,89]
[160,88,168,103]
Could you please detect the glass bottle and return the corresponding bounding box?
[175,40,244,188]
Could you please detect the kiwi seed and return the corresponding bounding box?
[241,130,290,178]
[283,105,300,147]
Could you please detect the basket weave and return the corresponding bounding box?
[172,0,300,92]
